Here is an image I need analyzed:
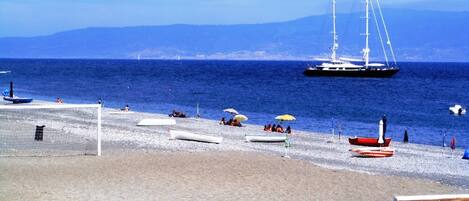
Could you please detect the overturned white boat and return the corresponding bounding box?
[449,104,466,115]
[170,130,223,144]
[245,135,287,143]
[137,118,176,126]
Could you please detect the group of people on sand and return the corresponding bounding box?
[219,117,242,127]
[264,124,292,134]
[169,110,187,118]
[55,97,64,104]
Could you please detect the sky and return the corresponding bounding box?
[0,0,468,37]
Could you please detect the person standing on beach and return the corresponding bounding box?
[403,128,409,143]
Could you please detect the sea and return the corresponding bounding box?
[0,59,468,148]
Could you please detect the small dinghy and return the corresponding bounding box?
[350,147,395,158]
[349,137,391,147]
[449,104,466,115]
[137,118,176,126]
[3,82,33,104]
[170,130,222,144]
[245,135,287,143]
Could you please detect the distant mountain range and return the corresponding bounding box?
[1,9,468,62]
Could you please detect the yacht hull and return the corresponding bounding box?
[303,68,399,78]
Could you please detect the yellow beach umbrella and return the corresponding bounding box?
[234,114,248,122]
[275,114,296,121]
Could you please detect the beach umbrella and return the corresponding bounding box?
[223,108,239,115]
[463,147,469,160]
[378,120,384,144]
[275,114,296,121]
[234,114,248,122]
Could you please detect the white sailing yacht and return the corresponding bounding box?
[304,0,399,77]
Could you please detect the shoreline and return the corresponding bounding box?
[1,101,468,194]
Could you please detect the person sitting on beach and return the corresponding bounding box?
[271,124,277,132]
[226,118,233,126]
[122,104,130,112]
[97,98,104,107]
[220,117,226,125]
[276,125,284,133]
[285,126,292,134]
[232,119,241,127]
[266,124,272,131]
[169,110,187,118]
[263,124,268,131]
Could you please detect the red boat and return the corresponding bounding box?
[348,137,391,147]
[350,147,394,158]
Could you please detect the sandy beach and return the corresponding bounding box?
[0,103,468,200]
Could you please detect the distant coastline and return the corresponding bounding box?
[1,9,469,62]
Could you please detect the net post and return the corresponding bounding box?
[97,105,102,156]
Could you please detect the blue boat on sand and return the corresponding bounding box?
[3,82,33,104]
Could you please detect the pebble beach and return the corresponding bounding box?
[0,103,468,200]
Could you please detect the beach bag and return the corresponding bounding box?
[463,147,469,160]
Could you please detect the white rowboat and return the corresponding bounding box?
[245,135,287,143]
[137,118,176,126]
[170,130,222,144]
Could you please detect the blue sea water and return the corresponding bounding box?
[0,59,468,148]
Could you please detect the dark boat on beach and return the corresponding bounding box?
[3,82,33,104]
[349,137,392,147]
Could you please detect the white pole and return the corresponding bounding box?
[378,120,384,144]
[331,0,338,61]
[364,0,370,67]
[97,105,102,156]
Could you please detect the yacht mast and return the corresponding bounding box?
[331,0,338,61]
[363,0,370,67]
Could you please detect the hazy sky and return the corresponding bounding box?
[0,0,468,37]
